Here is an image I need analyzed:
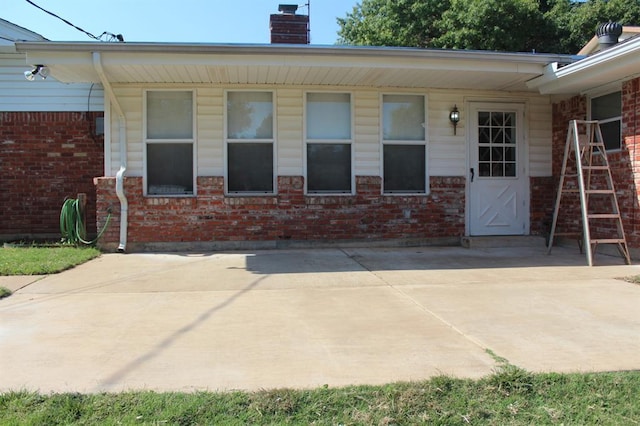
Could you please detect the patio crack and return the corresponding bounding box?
[341,249,491,354]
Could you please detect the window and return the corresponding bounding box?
[477,111,517,177]
[226,91,275,194]
[382,94,427,193]
[591,91,621,151]
[305,93,352,193]
[145,90,194,195]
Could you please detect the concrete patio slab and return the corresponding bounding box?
[1,245,640,394]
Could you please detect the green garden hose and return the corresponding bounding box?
[60,198,111,245]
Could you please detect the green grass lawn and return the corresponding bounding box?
[1,368,639,425]
[0,246,101,276]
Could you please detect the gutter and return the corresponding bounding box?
[16,41,579,65]
[92,51,128,252]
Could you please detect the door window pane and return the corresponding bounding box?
[147,91,193,139]
[383,145,425,193]
[227,92,273,139]
[228,143,274,193]
[306,93,351,140]
[307,144,351,193]
[382,95,425,141]
[477,111,517,178]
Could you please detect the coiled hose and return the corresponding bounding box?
[60,198,111,245]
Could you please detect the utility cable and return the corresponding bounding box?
[25,0,123,42]
[60,198,111,245]
[25,0,100,40]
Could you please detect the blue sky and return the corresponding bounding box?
[4,0,358,44]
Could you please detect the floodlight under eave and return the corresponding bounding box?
[23,65,48,81]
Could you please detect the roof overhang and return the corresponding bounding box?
[528,36,640,95]
[15,42,578,92]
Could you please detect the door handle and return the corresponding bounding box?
[470,168,475,182]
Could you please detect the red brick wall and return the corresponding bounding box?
[621,77,640,247]
[95,176,465,250]
[550,78,640,248]
[530,176,555,237]
[0,112,104,240]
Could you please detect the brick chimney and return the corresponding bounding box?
[270,4,309,44]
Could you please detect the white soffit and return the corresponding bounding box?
[17,42,577,91]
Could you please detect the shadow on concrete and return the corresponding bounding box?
[97,274,268,392]
[242,245,632,275]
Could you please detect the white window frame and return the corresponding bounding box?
[224,90,277,195]
[588,90,622,152]
[143,89,197,197]
[304,91,355,195]
[380,93,429,195]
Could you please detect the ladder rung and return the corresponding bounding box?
[587,214,620,219]
[553,232,582,237]
[585,189,614,194]
[590,239,626,244]
[582,166,609,170]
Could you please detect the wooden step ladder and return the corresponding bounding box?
[547,120,630,266]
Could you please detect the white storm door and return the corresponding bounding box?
[469,104,528,236]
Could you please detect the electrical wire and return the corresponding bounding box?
[60,198,111,245]
[24,0,123,42]
[25,0,100,40]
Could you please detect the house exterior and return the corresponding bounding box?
[13,19,640,253]
[0,19,104,241]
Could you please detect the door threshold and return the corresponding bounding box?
[461,236,545,249]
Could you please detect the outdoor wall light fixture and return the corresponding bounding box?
[449,105,460,135]
[24,65,49,81]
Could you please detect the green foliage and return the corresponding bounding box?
[434,0,549,51]
[336,0,640,53]
[2,371,640,424]
[337,0,450,47]
[0,246,101,275]
[0,286,11,299]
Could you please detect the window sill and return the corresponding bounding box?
[146,193,196,198]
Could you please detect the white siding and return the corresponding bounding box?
[0,53,103,112]
[197,87,223,175]
[110,86,142,176]
[107,85,554,180]
[353,90,380,176]
[527,96,553,177]
[277,88,303,176]
[428,92,467,176]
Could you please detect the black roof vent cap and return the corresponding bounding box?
[596,21,623,49]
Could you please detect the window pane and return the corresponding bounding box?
[228,143,273,192]
[383,145,425,193]
[147,91,193,139]
[307,144,351,192]
[227,92,273,139]
[147,144,193,195]
[383,95,425,141]
[600,120,621,150]
[592,92,621,120]
[306,93,351,139]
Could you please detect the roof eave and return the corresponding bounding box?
[528,36,640,95]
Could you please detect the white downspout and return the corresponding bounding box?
[93,52,128,252]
